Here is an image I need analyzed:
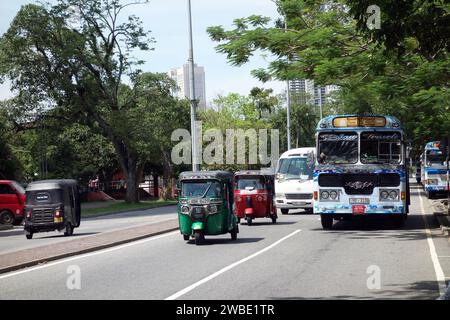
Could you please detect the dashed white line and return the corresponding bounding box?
[165,229,302,300]
[418,191,447,296]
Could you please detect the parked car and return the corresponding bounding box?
[0,180,26,225]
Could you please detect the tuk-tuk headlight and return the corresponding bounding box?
[209,204,218,214]
[181,206,190,214]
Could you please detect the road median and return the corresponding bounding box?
[0,218,179,275]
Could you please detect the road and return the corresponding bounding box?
[0,184,449,300]
[0,206,177,255]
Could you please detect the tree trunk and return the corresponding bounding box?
[161,151,173,200]
[153,173,159,199]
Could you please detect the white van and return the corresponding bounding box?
[275,148,316,214]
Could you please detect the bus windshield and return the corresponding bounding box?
[181,180,221,198]
[277,157,313,180]
[360,131,402,164]
[426,151,447,166]
[318,132,358,164]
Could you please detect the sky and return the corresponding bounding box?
[0,0,286,105]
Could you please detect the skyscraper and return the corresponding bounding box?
[168,64,207,110]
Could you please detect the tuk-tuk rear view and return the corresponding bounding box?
[24,180,81,239]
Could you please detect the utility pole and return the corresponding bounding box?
[187,0,199,171]
[285,20,291,150]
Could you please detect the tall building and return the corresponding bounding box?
[289,79,338,107]
[168,64,207,110]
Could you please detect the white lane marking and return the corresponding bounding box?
[165,229,302,300]
[0,231,179,280]
[418,191,447,296]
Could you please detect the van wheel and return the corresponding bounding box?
[0,211,14,225]
[281,209,289,215]
[64,223,74,236]
[321,215,333,230]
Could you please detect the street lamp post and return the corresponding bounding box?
[284,20,291,150]
[187,0,199,171]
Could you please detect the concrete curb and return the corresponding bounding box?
[0,218,179,275]
[432,200,450,244]
[0,225,14,231]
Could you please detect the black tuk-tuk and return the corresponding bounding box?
[24,180,81,239]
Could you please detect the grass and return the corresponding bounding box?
[81,199,177,218]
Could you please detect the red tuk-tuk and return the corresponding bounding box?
[234,170,277,225]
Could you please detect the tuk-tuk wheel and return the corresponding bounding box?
[183,234,190,241]
[26,233,33,240]
[271,216,277,224]
[246,218,253,226]
[194,232,204,245]
[64,223,74,236]
[230,225,238,241]
[237,218,241,224]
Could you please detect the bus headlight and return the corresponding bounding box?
[389,190,399,200]
[320,191,329,200]
[380,191,389,200]
[379,189,399,201]
[320,190,339,201]
[329,190,338,200]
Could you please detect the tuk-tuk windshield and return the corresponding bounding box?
[181,180,221,198]
[26,189,63,205]
[235,177,264,190]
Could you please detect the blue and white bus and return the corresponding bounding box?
[313,115,410,229]
[420,141,449,199]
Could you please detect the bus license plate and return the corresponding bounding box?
[349,198,370,204]
[352,205,365,215]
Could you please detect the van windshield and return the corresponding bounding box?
[181,180,221,198]
[277,157,313,180]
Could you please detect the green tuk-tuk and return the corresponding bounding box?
[177,171,239,245]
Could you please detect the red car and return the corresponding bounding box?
[0,180,26,225]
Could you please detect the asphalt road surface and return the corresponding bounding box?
[0,206,177,255]
[1,184,449,300]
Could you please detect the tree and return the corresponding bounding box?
[0,0,158,202]
[207,0,449,157]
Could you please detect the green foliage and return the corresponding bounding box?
[207,0,449,158]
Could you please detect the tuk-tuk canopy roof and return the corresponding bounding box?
[235,169,275,177]
[26,179,78,191]
[179,171,234,181]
